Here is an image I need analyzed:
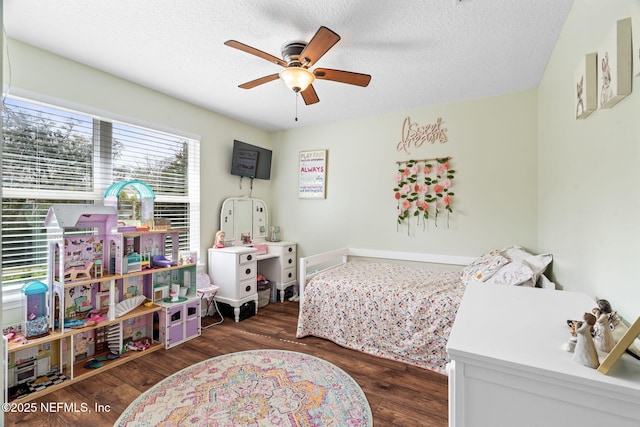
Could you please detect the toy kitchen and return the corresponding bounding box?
[7,345,51,389]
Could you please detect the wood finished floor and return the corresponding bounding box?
[4,301,448,426]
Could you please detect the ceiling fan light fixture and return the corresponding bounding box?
[279,67,315,93]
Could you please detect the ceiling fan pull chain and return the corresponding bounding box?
[295,92,299,122]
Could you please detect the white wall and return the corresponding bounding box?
[271,91,539,259]
[538,0,640,322]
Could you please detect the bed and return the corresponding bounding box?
[296,247,552,374]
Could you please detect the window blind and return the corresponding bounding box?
[1,96,200,290]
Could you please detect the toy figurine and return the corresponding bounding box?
[562,320,579,352]
[573,312,599,369]
[592,300,616,353]
[214,230,225,248]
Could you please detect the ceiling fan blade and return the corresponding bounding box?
[238,73,280,89]
[299,27,340,67]
[301,85,319,105]
[313,68,371,87]
[224,40,287,67]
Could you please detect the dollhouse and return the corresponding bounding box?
[3,180,198,403]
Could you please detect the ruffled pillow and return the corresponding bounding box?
[500,245,552,285]
[461,250,510,285]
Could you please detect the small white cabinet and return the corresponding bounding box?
[208,247,259,322]
[447,282,640,427]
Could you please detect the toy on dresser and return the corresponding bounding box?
[591,299,616,352]
[214,230,226,248]
[572,312,600,369]
[563,298,619,369]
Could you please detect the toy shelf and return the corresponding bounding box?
[7,301,163,353]
[7,330,67,353]
[72,342,164,380]
[55,263,196,289]
[62,303,163,336]
[116,263,196,280]
[17,342,165,404]
[121,228,188,237]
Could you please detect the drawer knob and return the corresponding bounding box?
[288,247,293,253]
[245,285,252,292]
[246,268,252,275]
[247,255,252,261]
[287,272,292,278]
[288,259,293,264]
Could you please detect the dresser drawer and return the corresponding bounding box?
[283,244,296,255]
[239,252,255,264]
[239,278,256,298]
[238,261,256,281]
[283,266,296,283]
[283,253,296,269]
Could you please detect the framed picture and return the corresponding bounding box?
[298,150,327,199]
[598,316,640,374]
[598,17,632,109]
[574,53,597,119]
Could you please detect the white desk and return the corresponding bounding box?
[447,282,640,427]
[207,242,297,321]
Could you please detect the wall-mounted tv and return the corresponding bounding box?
[230,139,272,180]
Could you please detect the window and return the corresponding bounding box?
[2,96,200,293]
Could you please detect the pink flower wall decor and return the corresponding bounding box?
[393,157,455,232]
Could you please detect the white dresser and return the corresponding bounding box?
[258,242,297,302]
[446,282,640,427]
[207,246,258,322]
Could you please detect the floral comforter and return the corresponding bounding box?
[296,261,464,374]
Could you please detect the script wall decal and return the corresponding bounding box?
[396,116,448,154]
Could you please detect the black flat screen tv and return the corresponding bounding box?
[230,140,272,180]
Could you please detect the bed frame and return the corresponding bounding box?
[298,247,476,303]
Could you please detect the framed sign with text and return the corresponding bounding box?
[298,150,327,199]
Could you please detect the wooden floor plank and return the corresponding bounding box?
[4,301,448,426]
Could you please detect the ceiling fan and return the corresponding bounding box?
[224,26,371,105]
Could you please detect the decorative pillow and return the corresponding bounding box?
[485,261,535,286]
[460,250,510,285]
[500,245,552,284]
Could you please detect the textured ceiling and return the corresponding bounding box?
[4,0,573,131]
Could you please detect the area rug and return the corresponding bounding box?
[116,349,372,426]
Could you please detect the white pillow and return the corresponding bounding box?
[461,250,510,285]
[486,261,534,286]
[500,245,552,283]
